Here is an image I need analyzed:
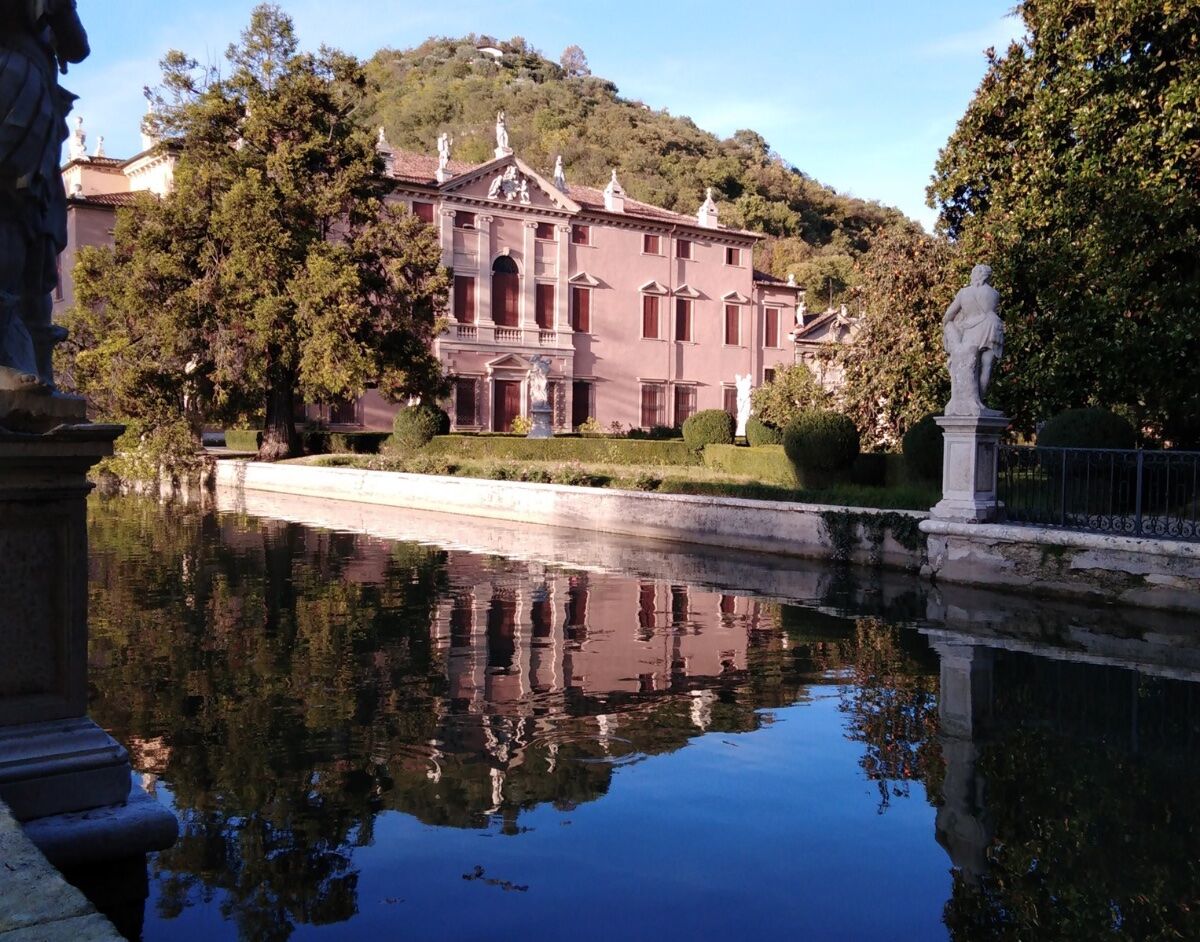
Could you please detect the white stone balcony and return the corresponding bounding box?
[444,323,572,349]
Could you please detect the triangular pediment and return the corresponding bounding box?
[639,280,669,295]
[441,155,580,212]
[569,271,600,287]
[722,290,750,303]
[485,353,531,372]
[674,283,701,299]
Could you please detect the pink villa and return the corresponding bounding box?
[57,115,809,433]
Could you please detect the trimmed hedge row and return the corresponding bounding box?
[222,429,390,455]
[702,444,797,485]
[425,434,700,466]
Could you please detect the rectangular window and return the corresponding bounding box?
[571,286,591,332]
[642,295,660,339]
[675,298,693,342]
[765,307,780,348]
[413,201,434,224]
[572,380,592,429]
[723,386,737,416]
[725,246,741,266]
[454,210,475,230]
[676,238,692,259]
[764,368,776,384]
[673,385,697,425]
[453,275,475,324]
[455,378,478,427]
[724,304,740,345]
[643,233,661,255]
[535,222,555,240]
[535,283,555,329]
[640,383,666,428]
[572,224,590,245]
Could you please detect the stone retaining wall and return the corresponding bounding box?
[922,518,1200,614]
[214,460,927,569]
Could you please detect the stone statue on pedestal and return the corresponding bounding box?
[494,109,511,156]
[942,264,1005,416]
[527,355,553,439]
[553,154,567,192]
[0,0,88,413]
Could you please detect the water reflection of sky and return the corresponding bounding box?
[83,496,1200,942]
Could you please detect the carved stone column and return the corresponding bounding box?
[931,413,1009,523]
[438,208,455,274]
[476,215,494,327]
[521,221,537,330]
[0,425,178,864]
[556,224,570,332]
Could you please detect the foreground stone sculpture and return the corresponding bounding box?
[527,354,553,439]
[735,373,752,438]
[931,264,1010,523]
[0,0,177,868]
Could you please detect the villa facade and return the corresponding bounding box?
[57,118,813,433]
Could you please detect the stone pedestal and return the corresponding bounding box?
[494,145,513,159]
[931,412,1009,523]
[528,404,553,440]
[0,424,178,865]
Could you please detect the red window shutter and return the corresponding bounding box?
[536,283,555,329]
[642,295,659,338]
[724,305,739,345]
[675,299,691,341]
[765,309,779,347]
[454,276,475,324]
[572,287,591,332]
[536,222,555,240]
[413,201,434,224]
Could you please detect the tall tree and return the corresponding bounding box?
[928,1,1200,440]
[840,222,956,448]
[67,5,450,459]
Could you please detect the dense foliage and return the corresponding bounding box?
[365,36,905,278]
[928,1,1200,441]
[750,363,830,431]
[1036,407,1137,450]
[840,222,956,449]
[389,403,450,452]
[66,5,451,460]
[783,411,861,474]
[682,409,736,450]
[901,414,943,482]
[745,417,783,447]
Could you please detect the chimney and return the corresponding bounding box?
[603,168,625,213]
[697,187,718,229]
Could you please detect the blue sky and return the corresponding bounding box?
[69,0,1023,229]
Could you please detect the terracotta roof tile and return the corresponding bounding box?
[68,191,144,207]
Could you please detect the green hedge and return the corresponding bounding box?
[702,444,797,485]
[1038,407,1136,449]
[682,409,735,449]
[425,434,699,466]
[745,417,783,447]
[222,429,389,455]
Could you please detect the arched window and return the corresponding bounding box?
[492,255,520,327]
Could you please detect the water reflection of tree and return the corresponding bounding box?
[836,618,942,811]
[85,500,831,938]
[944,660,1200,941]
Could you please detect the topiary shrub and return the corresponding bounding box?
[390,404,450,451]
[745,417,783,447]
[783,411,861,484]
[627,425,681,440]
[902,414,943,482]
[682,409,735,450]
[1038,407,1136,449]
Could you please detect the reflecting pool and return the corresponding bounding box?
[79,495,1200,941]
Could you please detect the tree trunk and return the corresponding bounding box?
[260,381,299,461]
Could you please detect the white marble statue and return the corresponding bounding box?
[488,165,526,202]
[517,177,531,205]
[93,135,104,158]
[495,110,509,152]
[68,115,86,161]
[553,155,567,192]
[795,299,807,327]
[735,373,753,437]
[942,263,1005,416]
[437,132,451,171]
[528,355,552,409]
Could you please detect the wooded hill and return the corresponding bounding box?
[364,35,909,292]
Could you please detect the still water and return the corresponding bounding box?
[81,495,1200,941]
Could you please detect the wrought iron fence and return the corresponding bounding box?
[998,446,1200,541]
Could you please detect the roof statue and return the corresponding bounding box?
[68,115,86,161]
[553,155,567,193]
[436,131,453,182]
[942,264,1005,416]
[377,126,388,147]
[0,0,89,400]
[697,186,719,228]
[93,135,104,158]
[494,110,511,157]
[795,299,807,327]
[487,165,530,204]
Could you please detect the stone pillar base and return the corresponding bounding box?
[528,406,553,439]
[931,412,1009,523]
[0,718,131,821]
